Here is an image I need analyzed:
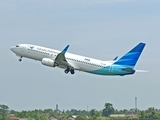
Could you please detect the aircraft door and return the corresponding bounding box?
[109,66,114,73]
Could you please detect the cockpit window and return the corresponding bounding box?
[16,45,19,47]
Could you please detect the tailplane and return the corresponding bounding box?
[114,43,146,68]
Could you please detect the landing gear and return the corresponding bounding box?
[64,68,70,74]
[18,57,22,62]
[70,69,75,74]
[64,67,75,75]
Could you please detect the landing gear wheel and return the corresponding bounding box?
[19,57,22,62]
[64,68,70,74]
[64,69,69,74]
[64,67,75,75]
[70,69,75,74]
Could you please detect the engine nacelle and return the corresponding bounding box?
[41,58,54,67]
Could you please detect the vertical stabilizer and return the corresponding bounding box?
[114,43,146,68]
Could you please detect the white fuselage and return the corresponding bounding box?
[11,43,141,76]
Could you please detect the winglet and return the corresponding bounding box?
[61,45,70,54]
[113,56,118,61]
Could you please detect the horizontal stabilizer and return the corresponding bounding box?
[122,68,135,73]
[113,56,118,61]
[136,70,148,72]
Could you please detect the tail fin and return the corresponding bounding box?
[114,43,146,68]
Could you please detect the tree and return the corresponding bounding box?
[75,115,86,120]
[90,109,101,117]
[0,104,9,120]
[139,111,145,118]
[102,103,114,117]
[10,110,16,114]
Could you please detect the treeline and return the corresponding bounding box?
[1,103,160,120]
[0,105,9,120]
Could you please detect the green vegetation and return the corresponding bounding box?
[0,105,9,120]
[2,103,160,120]
[102,103,114,117]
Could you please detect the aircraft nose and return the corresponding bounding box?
[10,46,15,52]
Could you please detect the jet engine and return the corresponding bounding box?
[41,58,54,67]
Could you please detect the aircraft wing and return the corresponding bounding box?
[54,45,73,68]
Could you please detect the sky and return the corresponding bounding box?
[0,0,160,111]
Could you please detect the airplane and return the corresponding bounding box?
[10,42,146,76]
